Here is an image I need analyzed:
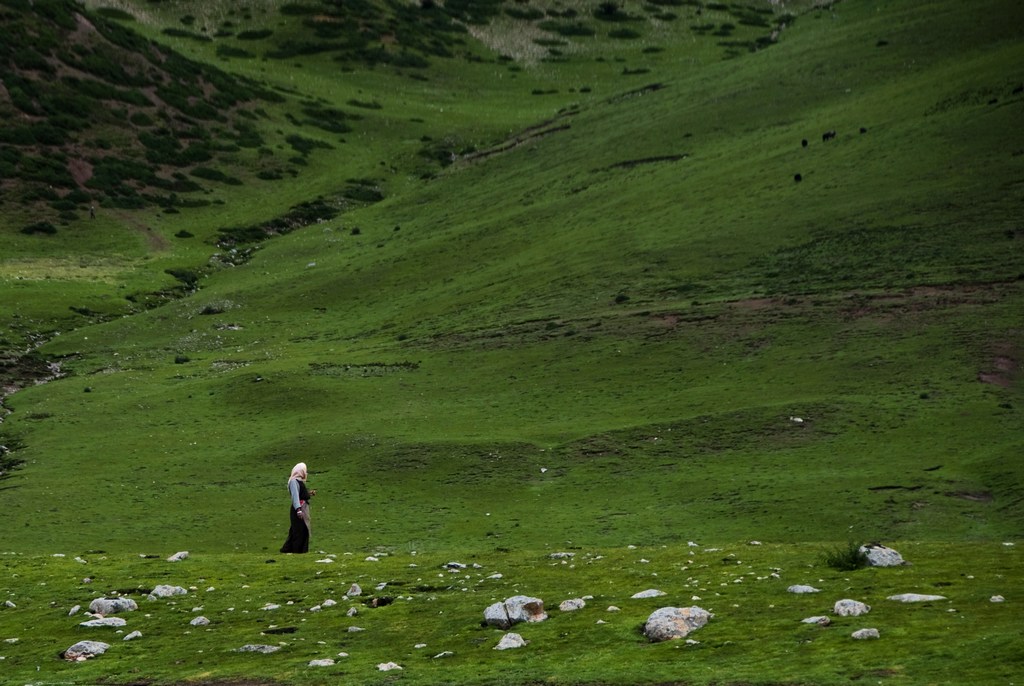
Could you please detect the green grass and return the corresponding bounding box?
[1,0,1023,683]
[0,543,1021,685]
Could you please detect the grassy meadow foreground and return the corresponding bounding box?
[1,0,1022,683]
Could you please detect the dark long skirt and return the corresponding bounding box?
[280,505,310,553]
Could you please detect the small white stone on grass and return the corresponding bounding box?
[495,633,528,650]
[607,606,621,612]
[852,628,880,639]
[167,551,189,562]
[190,616,210,626]
[433,650,454,659]
[559,598,585,612]
[80,617,127,628]
[990,595,1005,603]
[801,616,831,626]
[347,626,365,632]
[346,584,362,597]
[322,599,337,607]
[631,589,666,599]
[68,605,81,616]
[309,658,335,667]
[123,631,142,641]
[3,601,14,608]
[236,644,280,654]
[787,585,820,594]
[887,593,946,603]
[63,640,109,661]
[378,661,402,671]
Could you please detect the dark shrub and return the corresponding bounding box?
[21,221,58,236]
[819,542,868,571]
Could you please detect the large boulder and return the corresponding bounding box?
[484,595,547,629]
[833,599,871,617]
[89,597,138,615]
[643,606,712,642]
[63,640,110,661]
[859,543,906,567]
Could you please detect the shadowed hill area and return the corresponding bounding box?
[0,0,1022,682]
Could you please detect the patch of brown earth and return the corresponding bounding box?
[67,157,93,186]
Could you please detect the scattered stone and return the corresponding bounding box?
[190,616,210,626]
[433,650,455,659]
[414,643,427,649]
[3,601,14,609]
[63,640,109,661]
[347,584,362,597]
[631,589,666,599]
[483,595,548,629]
[801,616,831,626]
[887,593,946,603]
[322,599,337,607]
[337,652,349,658]
[549,552,575,559]
[834,599,870,617]
[316,558,335,564]
[346,607,359,617]
[643,607,712,642]
[89,598,138,615]
[261,603,281,611]
[310,605,322,612]
[559,598,585,612]
[607,606,621,612]
[167,551,189,562]
[852,628,880,639]
[365,556,379,562]
[80,617,127,628]
[749,540,762,545]
[859,543,906,567]
[150,585,188,599]
[495,633,528,650]
[787,585,821,594]
[445,562,467,570]
[123,631,142,641]
[991,595,1005,603]
[68,605,81,617]
[378,661,403,671]
[236,644,280,654]
[309,658,335,667]
[347,626,365,632]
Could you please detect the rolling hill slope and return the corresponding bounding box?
[1,0,1019,553]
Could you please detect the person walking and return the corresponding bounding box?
[280,462,315,553]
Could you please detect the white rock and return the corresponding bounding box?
[80,617,127,628]
[414,643,427,649]
[190,616,210,626]
[559,598,585,612]
[123,631,142,641]
[549,552,575,559]
[990,595,1005,603]
[167,551,189,562]
[309,658,335,667]
[63,640,109,661]
[834,599,870,617]
[316,558,334,564]
[643,606,712,642]
[346,584,362,597]
[494,633,528,650]
[631,589,666,599]
[607,606,621,612]
[852,628,880,639]
[68,605,81,617]
[310,605,322,612]
[3,601,14,608]
[150,585,188,598]
[89,598,138,614]
[337,652,349,658]
[801,616,831,626]
[261,603,281,611]
[365,556,379,562]
[484,595,547,629]
[887,593,946,603]
[433,650,454,659]
[346,607,359,617]
[236,644,280,653]
[322,599,337,607]
[347,626,365,632]
[787,585,821,594]
[378,661,403,671]
[859,543,905,567]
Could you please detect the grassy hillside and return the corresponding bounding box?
[0,0,1022,683]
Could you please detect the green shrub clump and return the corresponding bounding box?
[819,541,868,571]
